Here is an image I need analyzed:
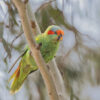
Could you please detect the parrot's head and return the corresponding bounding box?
[45,25,64,42]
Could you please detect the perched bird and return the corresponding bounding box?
[9,25,64,94]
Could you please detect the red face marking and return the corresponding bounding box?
[56,30,64,36]
[48,30,55,35]
[47,29,64,41]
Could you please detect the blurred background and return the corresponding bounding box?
[0,0,100,100]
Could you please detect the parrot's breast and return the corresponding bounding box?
[36,34,59,63]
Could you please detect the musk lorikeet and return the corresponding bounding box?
[9,25,64,94]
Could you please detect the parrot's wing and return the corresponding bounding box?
[8,48,29,94]
[9,47,38,94]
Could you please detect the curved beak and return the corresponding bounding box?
[56,29,64,41]
[57,34,63,41]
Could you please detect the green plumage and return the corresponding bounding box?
[9,25,63,94]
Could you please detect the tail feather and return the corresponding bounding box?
[9,64,21,94]
[10,67,20,88]
[10,69,20,94]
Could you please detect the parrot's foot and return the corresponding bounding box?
[36,43,42,50]
[29,69,38,75]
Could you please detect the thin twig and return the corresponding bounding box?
[10,32,23,49]
[8,51,25,73]
[36,0,56,12]
[5,32,23,60]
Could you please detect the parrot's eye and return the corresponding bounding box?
[48,30,55,35]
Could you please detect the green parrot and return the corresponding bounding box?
[9,25,64,94]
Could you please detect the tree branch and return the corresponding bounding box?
[27,4,68,100]
[48,59,68,100]
[12,0,58,100]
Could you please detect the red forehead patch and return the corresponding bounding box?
[48,30,55,35]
